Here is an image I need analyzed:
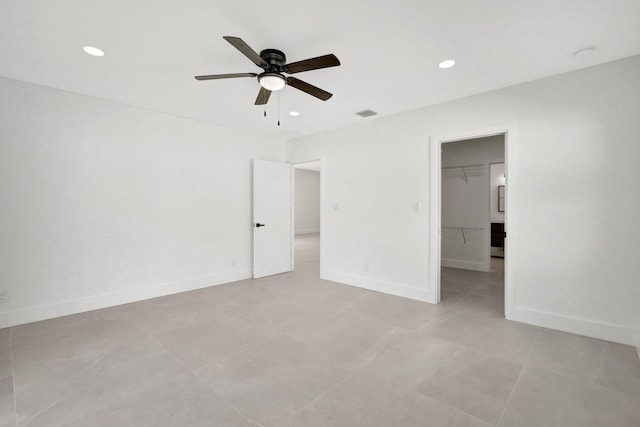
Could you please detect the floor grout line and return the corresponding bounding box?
[280,366,360,423]
[9,328,18,427]
[411,388,499,426]
[495,329,540,427]
[148,334,267,427]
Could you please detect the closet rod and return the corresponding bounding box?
[441,163,484,170]
[442,163,484,183]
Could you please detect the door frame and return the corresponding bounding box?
[290,158,324,273]
[429,125,516,319]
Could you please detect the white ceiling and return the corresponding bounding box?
[1,0,639,140]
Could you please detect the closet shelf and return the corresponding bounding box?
[442,163,485,183]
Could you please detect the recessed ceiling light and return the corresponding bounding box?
[438,59,456,69]
[573,47,596,57]
[289,111,300,117]
[83,46,105,57]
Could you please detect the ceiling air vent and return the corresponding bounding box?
[355,109,378,117]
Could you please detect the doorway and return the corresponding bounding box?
[292,160,322,276]
[430,126,513,318]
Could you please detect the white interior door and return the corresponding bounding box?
[252,159,293,278]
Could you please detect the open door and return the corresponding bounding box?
[252,159,293,278]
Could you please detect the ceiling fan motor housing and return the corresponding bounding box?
[260,49,286,72]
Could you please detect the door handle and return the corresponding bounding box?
[255,223,266,227]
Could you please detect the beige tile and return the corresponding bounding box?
[447,293,505,318]
[0,376,15,427]
[58,375,254,427]
[228,282,364,333]
[0,328,11,381]
[287,310,409,365]
[500,366,640,427]
[184,274,313,310]
[365,334,465,387]
[348,291,448,331]
[596,341,640,396]
[416,349,522,425]
[441,260,504,298]
[153,313,281,370]
[11,312,140,386]
[439,288,467,308]
[195,335,354,426]
[99,292,206,336]
[527,329,640,397]
[422,311,539,362]
[526,329,607,383]
[276,371,492,427]
[14,338,190,426]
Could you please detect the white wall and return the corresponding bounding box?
[441,136,504,271]
[0,77,286,328]
[294,169,320,234]
[287,55,640,346]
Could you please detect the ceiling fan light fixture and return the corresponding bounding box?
[259,73,286,91]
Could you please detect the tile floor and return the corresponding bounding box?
[0,234,638,426]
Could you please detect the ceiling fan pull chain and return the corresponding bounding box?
[264,104,266,117]
[277,91,281,126]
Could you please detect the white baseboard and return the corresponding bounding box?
[321,270,431,302]
[508,305,637,347]
[441,258,489,272]
[0,270,252,329]
[295,228,320,235]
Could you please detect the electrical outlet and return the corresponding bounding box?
[0,290,9,304]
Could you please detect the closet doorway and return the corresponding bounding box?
[429,127,512,318]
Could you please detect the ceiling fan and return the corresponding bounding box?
[195,36,341,105]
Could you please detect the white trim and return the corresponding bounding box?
[320,156,326,273]
[510,305,637,347]
[0,270,251,329]
[429,138,441,304]
[290,165,295,271]
[321,270,431,302]
[430,125,515,313]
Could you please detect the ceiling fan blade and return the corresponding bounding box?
[255,87,272,105]
[286,77,333,101]
[194,73,257,81]
[285,54,340,74]
[223,36,268,68]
